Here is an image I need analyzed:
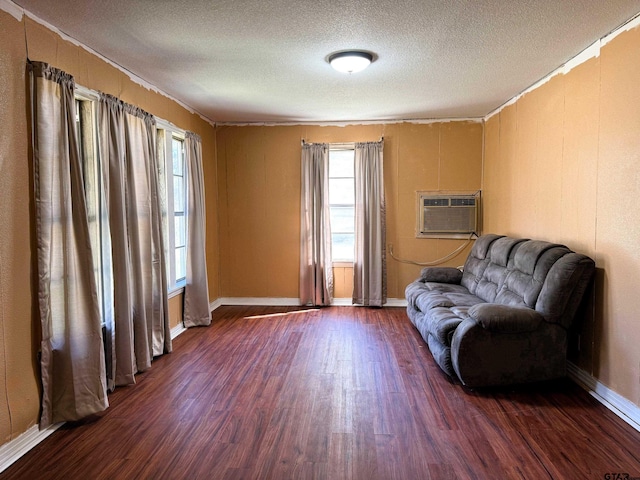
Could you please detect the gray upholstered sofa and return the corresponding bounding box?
[405,234,595,387]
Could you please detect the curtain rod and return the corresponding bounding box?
[301,136,384,146]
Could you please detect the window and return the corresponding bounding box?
[171,136,187,283]
[158,125,188,292]
[328,147,355,262]
[75,94,113,324]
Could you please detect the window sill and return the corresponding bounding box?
[332,261,354,268]
[168,281,186,299]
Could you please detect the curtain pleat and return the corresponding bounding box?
[98,94,170,389]
[30,61,108,427]
[300,143,333,306]
[353,141,386,306]
[183,132,211,327]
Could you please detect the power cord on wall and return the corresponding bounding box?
[388,233,476,267]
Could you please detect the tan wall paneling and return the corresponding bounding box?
[439,122,483,191]
[262,127,306,298]
[168,294,184,330]
[217,126,268,297]
[200,122,219,302]
[494,103,518,236]
[482,114,503,234]
[560,59,599,257]
[332,266,354,299]
[23,16,56,64]
[216,122,483,300]
[513,89,539,236]
[381,123,400,297]
[532,77,565,240]
[215,127,230,297]
[596,26,640,406]
[483,26,640,408]
[0,8,40,445]
[0,10,219,446]
[118,78,152,113]
[560,58,600,372]
[80,48,123,98]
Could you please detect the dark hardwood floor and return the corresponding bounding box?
[3,306,640,479]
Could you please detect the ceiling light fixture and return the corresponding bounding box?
[328,51,374,74]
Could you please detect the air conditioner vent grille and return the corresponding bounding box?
[450,198,476,207]
[417,192,480,237]
[423,198,449,207]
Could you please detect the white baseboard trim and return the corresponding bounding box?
[209,297,408,308]
[215,297,302,307]
[568,362,640,433]
[385,298,408,307]
[0,423,62,473]
[209,298,223,312]
[170,323,187,339]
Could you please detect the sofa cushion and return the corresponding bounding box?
[426,307,464,345]
[423,298,483,346]
[424,282,470,294]
[468,303,544,333]
[427,334,455,377]
[475,237,527,303]
[495,241,570,309]
[419,267,463,284]
[416,290,481,313]
[416,292,454,311]
[460,234,504,294]
[405,280,469,308]
[405,281,430,306]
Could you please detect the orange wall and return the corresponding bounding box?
[216,121,483,300]
[483,26,640,409]
[0,8,218,445]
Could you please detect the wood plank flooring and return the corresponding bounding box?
[3,306,640,479]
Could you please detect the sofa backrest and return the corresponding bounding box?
[494,241,569,308]
[461,234,503,295]
[493,240,595,327]
[535,252,596,328]
[460,235,595,328]
[461,235,595,327]
[475,237,527,302]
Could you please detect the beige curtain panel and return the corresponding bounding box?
[99,94,171,389]
[183,132,211,327]
[300,142,334,306]
[353,141,387,306]
[29,61,109,427]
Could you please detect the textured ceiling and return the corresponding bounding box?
[12,0,640,123]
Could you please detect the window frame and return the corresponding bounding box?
[74,86,113,326]
[328,145,356,264]
[157,120,188,295]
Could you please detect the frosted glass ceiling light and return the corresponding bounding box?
[328,51,373,74]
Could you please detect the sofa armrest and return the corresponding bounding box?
[451,317,567,387]
[468,303,543,333]
[419,267,463,284]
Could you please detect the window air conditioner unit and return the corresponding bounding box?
[416,192,480,238]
